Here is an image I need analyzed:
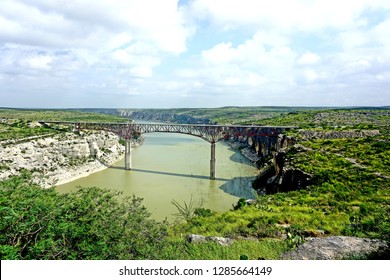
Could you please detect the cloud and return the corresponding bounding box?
[0,0,192,75]
[189,0,390,32]
[0,0,194,104]
[191,31,296,90]
[1,0,389,107]
[0,0,191,53]
[297,53,321,65]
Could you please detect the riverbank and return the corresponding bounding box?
[228,141,262,165]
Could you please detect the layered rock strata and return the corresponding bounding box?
[0,131,124,188]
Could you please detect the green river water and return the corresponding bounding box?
[56,132,258,221]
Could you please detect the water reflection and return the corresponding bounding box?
[130,168,229,181]
[219,176,257,199]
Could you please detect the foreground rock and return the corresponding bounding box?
[186,234,234,246]
[281,236,389,260]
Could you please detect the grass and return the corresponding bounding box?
[0,121,55,141]
[160,238,288,260]
[0,108,130,123]
[0,108,130,142]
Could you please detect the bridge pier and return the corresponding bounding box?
[125,140,132,170]
[73,123,80,133]
[210,142,216,180]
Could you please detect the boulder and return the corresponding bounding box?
[186,234,234,246]
[281,236,389,260]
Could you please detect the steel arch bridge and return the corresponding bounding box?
[39,121,294,179]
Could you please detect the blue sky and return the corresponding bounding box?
[0,0,389,108]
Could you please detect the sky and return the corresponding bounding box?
[0,0,390,108]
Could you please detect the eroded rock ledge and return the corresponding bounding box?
[251,145,311,195]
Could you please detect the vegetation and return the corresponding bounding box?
[0,172,168,260]
[0,108,130,142]
[0,120,55,142]
[0,108,129,123]
[0,172,288,260]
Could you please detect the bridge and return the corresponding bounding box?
[39,121,295,180]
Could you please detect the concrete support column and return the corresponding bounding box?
[210,142,216,180]
[125,140,132,170]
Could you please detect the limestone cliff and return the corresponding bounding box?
[0,131,124,188]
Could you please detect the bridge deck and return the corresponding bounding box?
[39,120,294,128]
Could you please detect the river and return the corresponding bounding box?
[56,132,258,221]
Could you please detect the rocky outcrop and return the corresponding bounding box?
[251,142,311,195]
[281,236,389,260]
[0,131,124,188]
[228,134,295,168]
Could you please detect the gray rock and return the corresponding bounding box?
[186,234,234,246]
[186,234,207,243]
[281,236,389,260]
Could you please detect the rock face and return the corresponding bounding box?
[228,134,295,168]
[0,131,124,187]
[252,146,311,195]
[281,236,389,260]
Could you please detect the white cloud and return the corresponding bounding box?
[372,19,390,48]
[130,66,153,78]
[189,0,390,32]
[196,31,296,89]
[0,0,191,54]
[0,0,193,93]
[297,53,321,65]
[23,55,52,71]
[1,0,389,107]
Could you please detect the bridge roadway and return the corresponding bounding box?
[39,121,294,180]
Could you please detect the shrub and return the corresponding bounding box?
[0,173,168,260]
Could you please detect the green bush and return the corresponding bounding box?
[0,173,168,260]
